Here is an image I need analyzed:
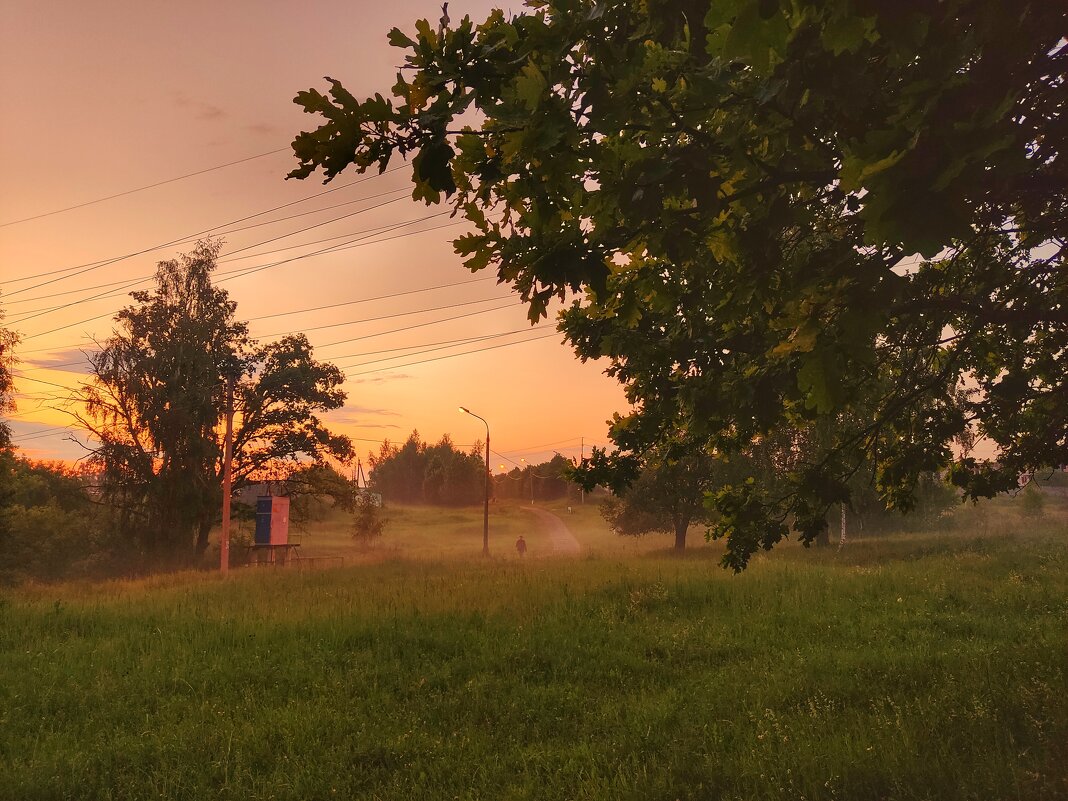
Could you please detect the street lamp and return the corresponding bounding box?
[459,406,490,556]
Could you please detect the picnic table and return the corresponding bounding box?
[245,542,301,566]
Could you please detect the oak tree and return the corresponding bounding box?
[600,448,723,551]
[288,0,1066,568]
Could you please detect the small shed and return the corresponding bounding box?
[254,496,290,546]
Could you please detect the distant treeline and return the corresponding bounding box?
[366,431,581,506]
[493,453,578,503]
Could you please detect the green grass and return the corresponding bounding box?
[1,503,1066,800]
[275,502,551,561]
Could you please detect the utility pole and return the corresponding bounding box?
[482,428,490,555]
[220,377,235,574]
[580,437,585,505]
[522,457,534,505]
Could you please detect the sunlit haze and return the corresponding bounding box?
[0,0,626,468]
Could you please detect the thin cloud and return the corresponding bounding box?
[332,405,402,419]
[24,348,97,374]
[245,122,279,136]
[348,373,412,385]
[172,91,228,122]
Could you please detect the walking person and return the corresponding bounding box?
[515,534,527,557]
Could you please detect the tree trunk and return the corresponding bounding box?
[673,515,689,551]
[194,519,212,560]
[837,504,847,551]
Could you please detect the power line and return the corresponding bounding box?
[11,427,87,445]
[208,187,411,241]
[7,424,68,439]
[9,194,413,327]
[14,286,510,356]
[15,213,468,341]
[317,302,521,350]
[213,210,449,263]
[500,436,589,454]
[247,276,493,323]
[213,217,469,288]
[0,147,290,228]
[1,163,406,293]
[344,331,560,378]
[329,326,545,368]
[7,211,452,314]
[4,405,62,420]
[331,327,547,371]
[10,373,77,391]
[15,324,546,380]
[13,275,499,363]
[254,296,514,340]
[10,357,92,373]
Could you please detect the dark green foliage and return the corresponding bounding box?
[0,299,17,544]
[284,462,354,524]
[1018,482,1046,519]
[288,1,1067,568]
[75,241,351,568]
[601,450,724,550]
[494,453,576,502]
[847,470,959,534]
[351,491,386,546]
[0,303,14,453]
[369,431,484,505]
[0,460,126,584]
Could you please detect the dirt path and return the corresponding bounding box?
[522,506,582,555]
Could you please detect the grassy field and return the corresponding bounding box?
[267,496,725,563]
[1,498,1066,800]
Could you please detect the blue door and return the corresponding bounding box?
[254,498,272,544]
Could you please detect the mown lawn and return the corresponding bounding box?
[1,517,1065,800]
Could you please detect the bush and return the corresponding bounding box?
[1019,483,1046,519]
[351,494,386,548]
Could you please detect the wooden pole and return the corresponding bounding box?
[220,377,235,574]
[482,428,490,556]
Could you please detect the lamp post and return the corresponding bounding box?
[460,406,490,556]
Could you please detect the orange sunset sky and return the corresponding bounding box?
[0,0,627,470]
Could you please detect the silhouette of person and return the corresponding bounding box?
[515,534,527,557]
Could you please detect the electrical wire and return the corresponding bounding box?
[0,147,291,228]
[10,373,77,391]
[10,427,87,444]
[330,327,547,372]
[1,163,406,294]
[328,326,545,369]
[317,302,521,350]
[249,276,493,323]
[254,296,514,340]
[13,285,514,357]
[16,215,472,342]
[344,331,560,377]
[8,211,454,315]
[13,276,501,366]
[10,194,414,327]
[214,217,470,288]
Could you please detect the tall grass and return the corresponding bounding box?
[1,505,1065,800]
